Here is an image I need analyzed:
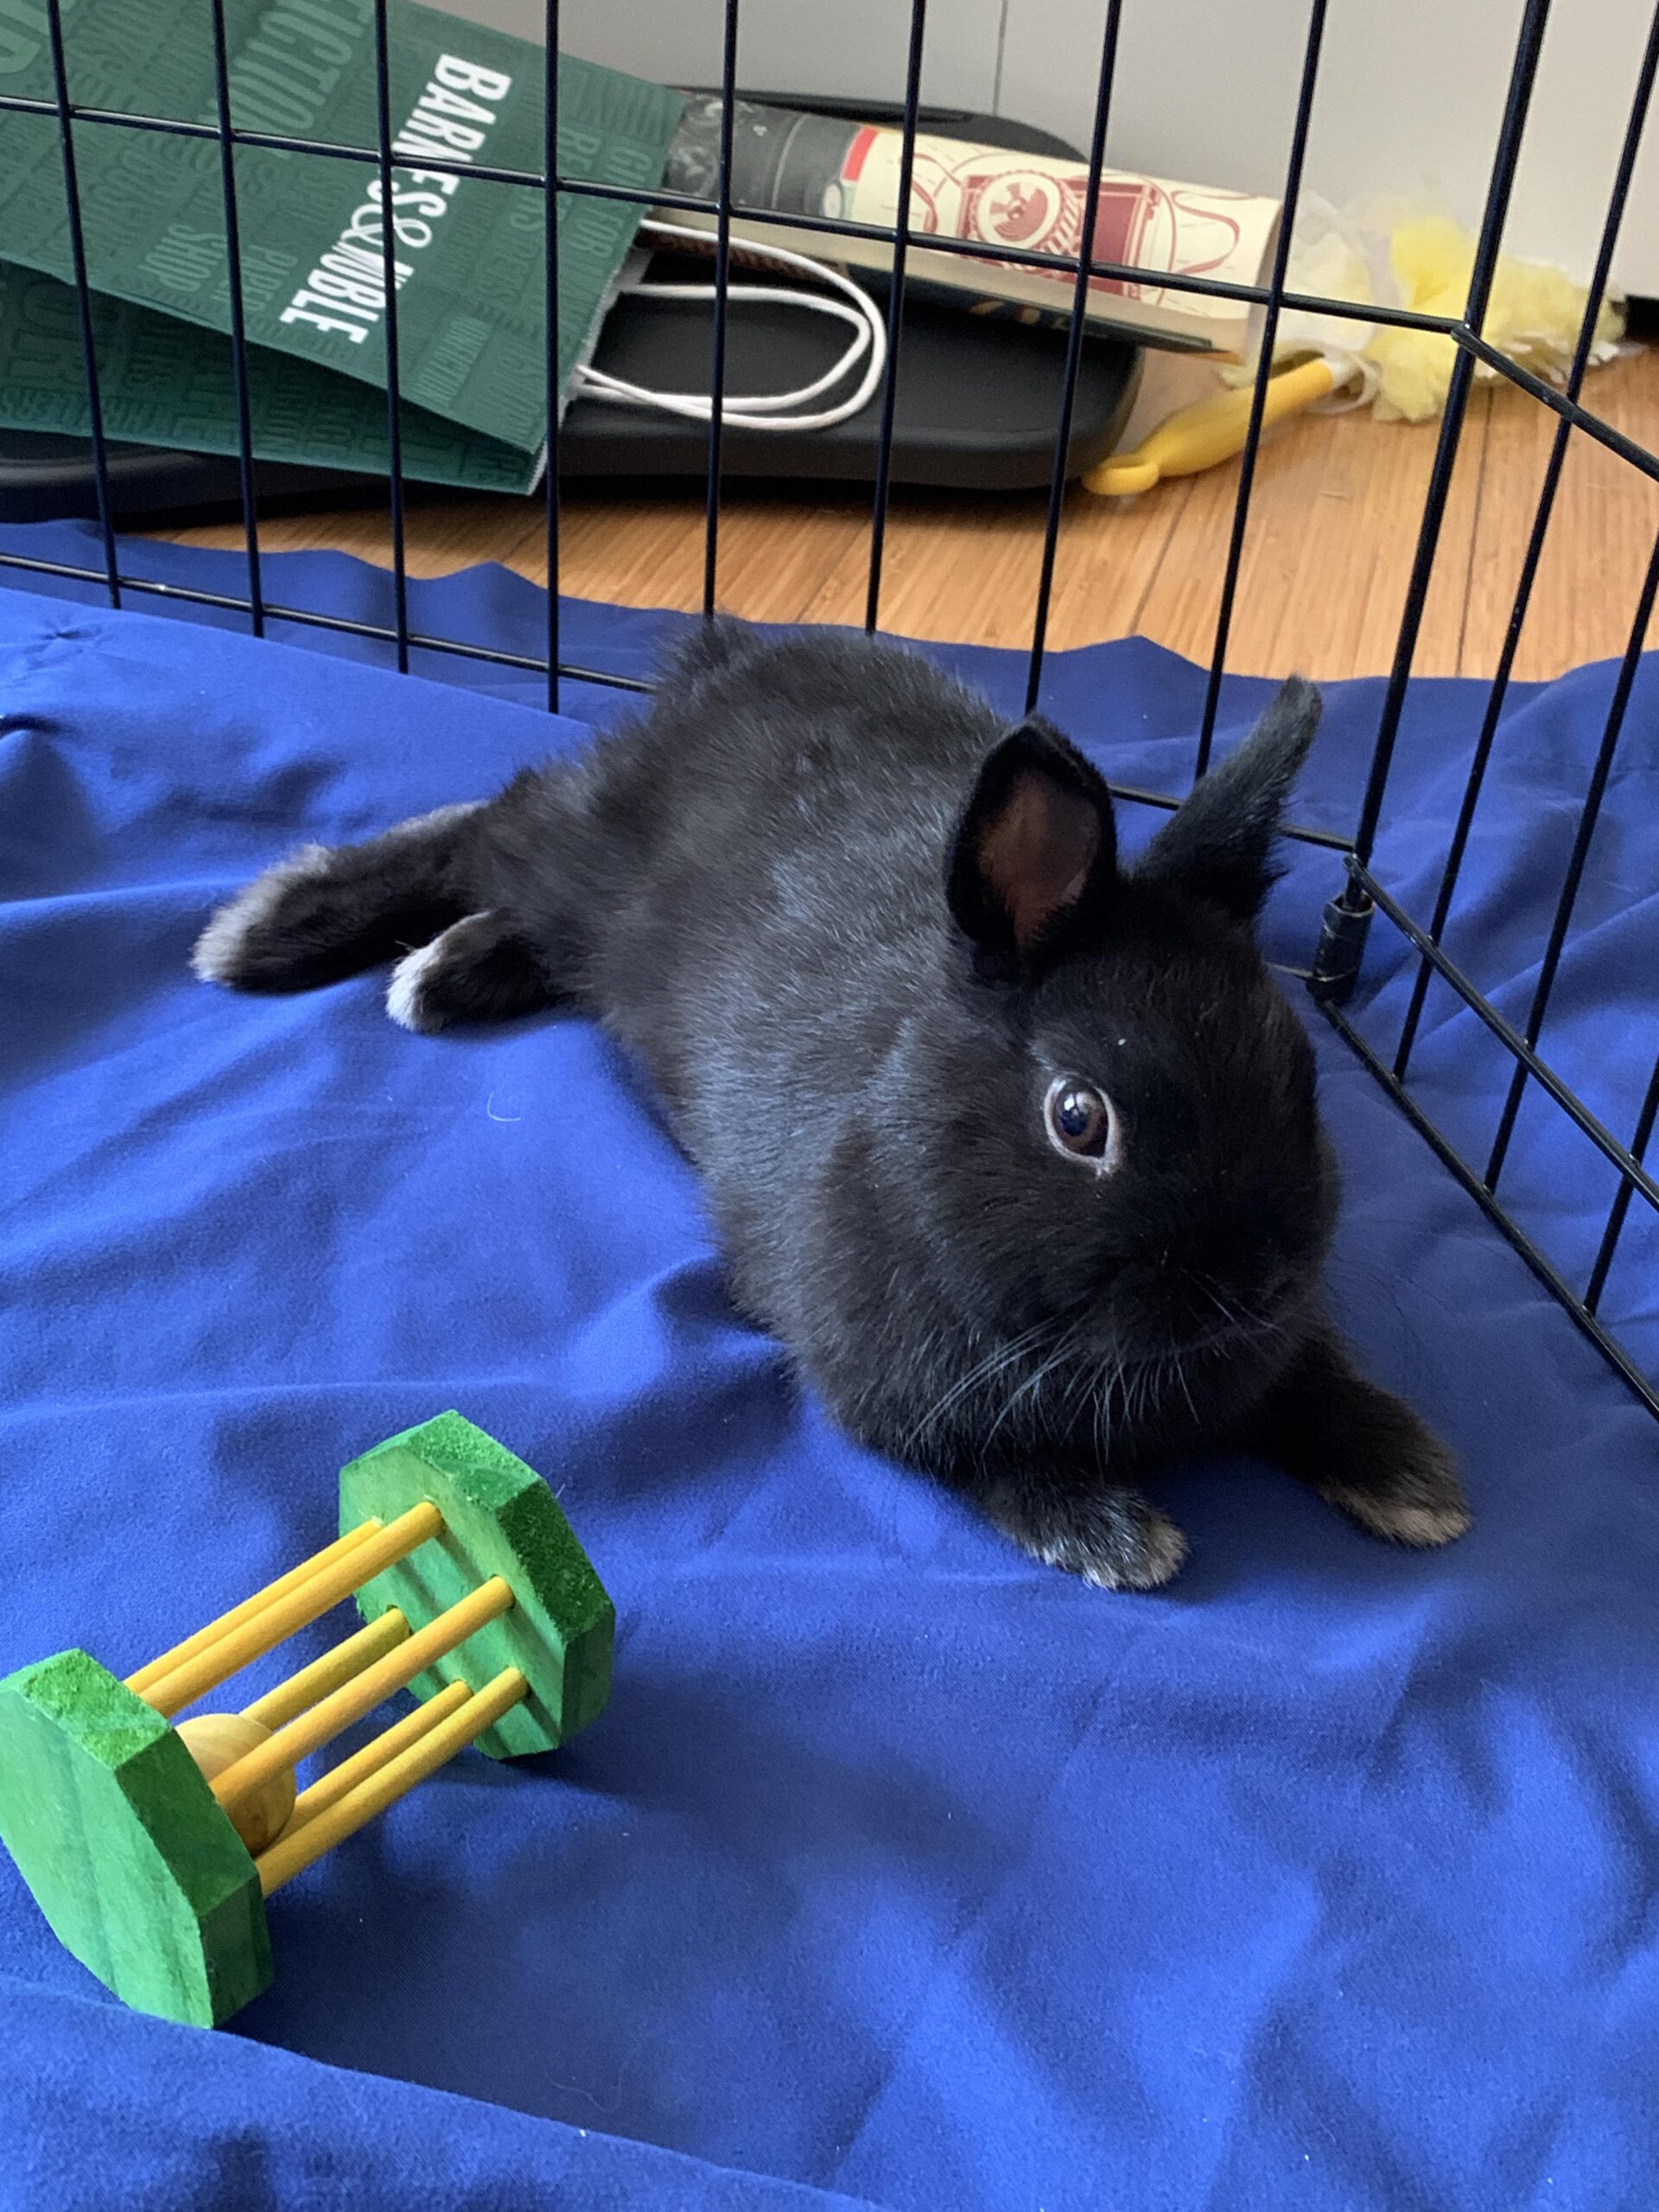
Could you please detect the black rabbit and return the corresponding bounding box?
[194,624,1468,1589]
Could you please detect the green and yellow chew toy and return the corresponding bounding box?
[0,1413,613,2030]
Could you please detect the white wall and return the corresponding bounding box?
[435,0,1659,290]
[435,0,1004,111]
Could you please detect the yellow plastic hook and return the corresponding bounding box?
[1083,353,1342,497]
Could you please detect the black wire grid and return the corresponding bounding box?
[5,0,1659,1416]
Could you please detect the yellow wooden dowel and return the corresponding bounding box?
[256,1667,529,1896]
[138,1502,443,1720]
[241,1609,411,1732]
[213,1573,513,1812]
[125,1519,385,1695]
[283,1679,474,1835]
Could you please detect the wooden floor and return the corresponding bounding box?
[161,346,1659,684]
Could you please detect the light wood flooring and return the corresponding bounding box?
[159,345,1659,684]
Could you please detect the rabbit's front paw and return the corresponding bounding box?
[1321,1409,1471,1548]
[1246,1325,1471,1554]
[986,1482,1189,1591]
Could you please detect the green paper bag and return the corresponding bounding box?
[0,0,684,491]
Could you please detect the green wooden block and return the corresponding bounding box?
[0,1649,272,2027]
[340,1411,613,1760]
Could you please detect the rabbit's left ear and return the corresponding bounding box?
[1139,677,1322,925]
[947,716,1118,981]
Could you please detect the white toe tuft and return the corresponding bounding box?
[191,843,334,984]
[385,936,448,1032]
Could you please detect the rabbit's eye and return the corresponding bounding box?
[1044,1077,1118,1166]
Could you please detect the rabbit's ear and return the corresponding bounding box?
[1138,677,1322,925]
[947,717,1117,979]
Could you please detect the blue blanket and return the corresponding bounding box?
[3,520,1658,2212]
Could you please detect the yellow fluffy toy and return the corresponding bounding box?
[1350,212,1623,422]
[1086,206,1625,496]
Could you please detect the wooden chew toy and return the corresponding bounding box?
[0,1412,614,2028]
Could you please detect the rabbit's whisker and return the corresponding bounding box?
[902,1315,1059,1457]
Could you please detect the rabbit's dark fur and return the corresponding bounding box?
[194,624,1467,1587]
